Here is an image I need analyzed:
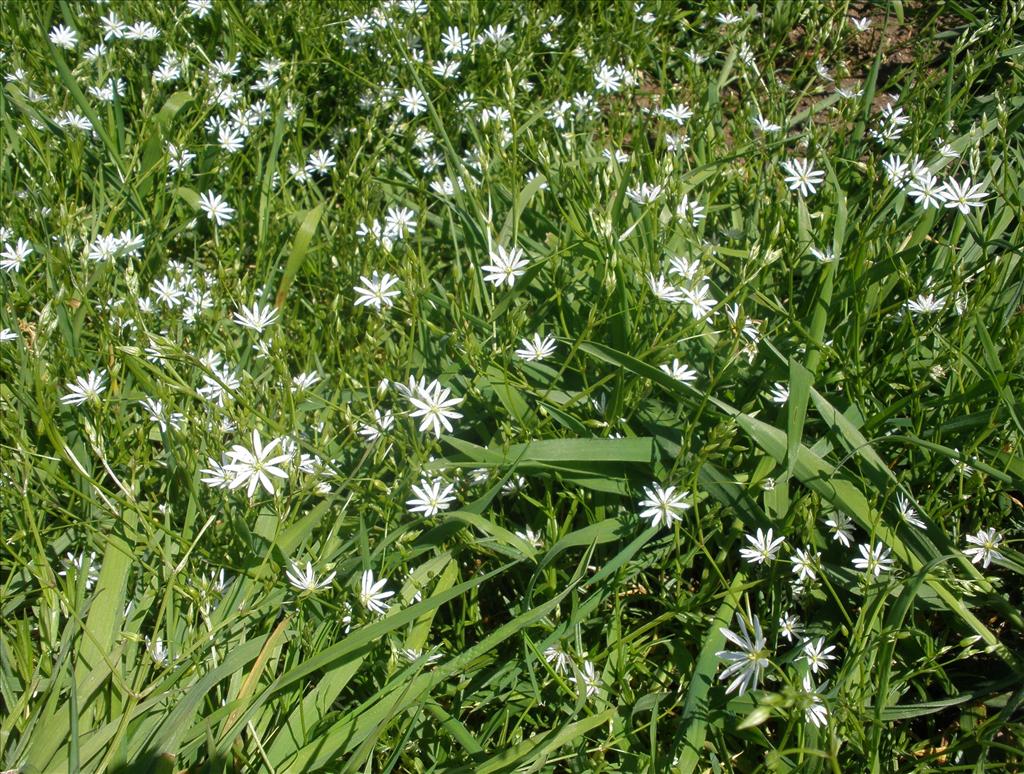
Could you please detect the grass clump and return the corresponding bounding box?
[2,1,1024,771]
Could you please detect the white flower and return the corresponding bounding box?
[781,158,825,197]
[637,484,691,529]
[768,382,789,404]
[515,333,557,362]
[480,22,513,45]
[200,457,233,489]
[400,86,427,116]
[286,560,336,593]
[49,24,78,49]
[515,526,544,548]
[660,358,697,383]
[675,260,702,285]
[233,302,279,333]
[963,528,1003,568]
[547,99,571,128]
[882,154,910,187]
[882,104,911,127]
[354,271,401,310]
[154,59,181,84]
[140,397,183,432]
[809,246,837,264]
[753,114,781,133]
[501,474,527,495]
[636,6,656,24]
[429,58,460,83]
[198,190,235,225]
[306,149,337,176]
[896,494,925,529]
[850,16,871,32]
[739,528,786,565]
[594,61,622,92]
[407,379,463,438]
[87,234,119,263]
[224,429,291,497]
[684,283,716,320]
[152,277,183,308]
[626,182,663,204]
[149,638,168,666]
[953,450,975,476]
[675,261,700,286]
[207,57,239,81]
[385,206,418,238]
[1,238,34,272]
[824,512,854,547]
[117,230,144,256]
[168,144,196,173]
[716,613,770,695]
[441,26,471,55]
[407,477,456,517]
[100,12,127,39]
[676,195,706,226]
[661,103,693,124]
[603,147,630,164]
[905,293,945,315]
[482,245,529,288]
[544,645,571,674]
[61,370,107,406]
[359,569,394,615]
[791,547,820,582]
[347,16,372,37]
[802,637,837,674]
[907,171,944,210]
[852,541,893,576]
[59,551,99,590]
[198,367,241,406]
[290,163,310,184]
[802,674,829,727]
[571,659,601,697]
[187,0,213,18]
[394,375,429,400]
[778,612,801,643]
[357,409,395,442]
[648,273,685,303]
[125,21,160,41]
[291,371,321,393]
[218,125,245,153]
[937,177,987,214]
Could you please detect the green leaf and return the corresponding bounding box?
[281,573,581,771]
[786,357,813,478]
[673,575,744,773]
[215,562,519,756]
[453,709,618,773]
[275,203,324,309]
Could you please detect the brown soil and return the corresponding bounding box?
[846,0,964,99]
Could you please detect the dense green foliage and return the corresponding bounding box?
[2,1,1024,771]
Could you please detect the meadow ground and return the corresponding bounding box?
[1,1,1024,771]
